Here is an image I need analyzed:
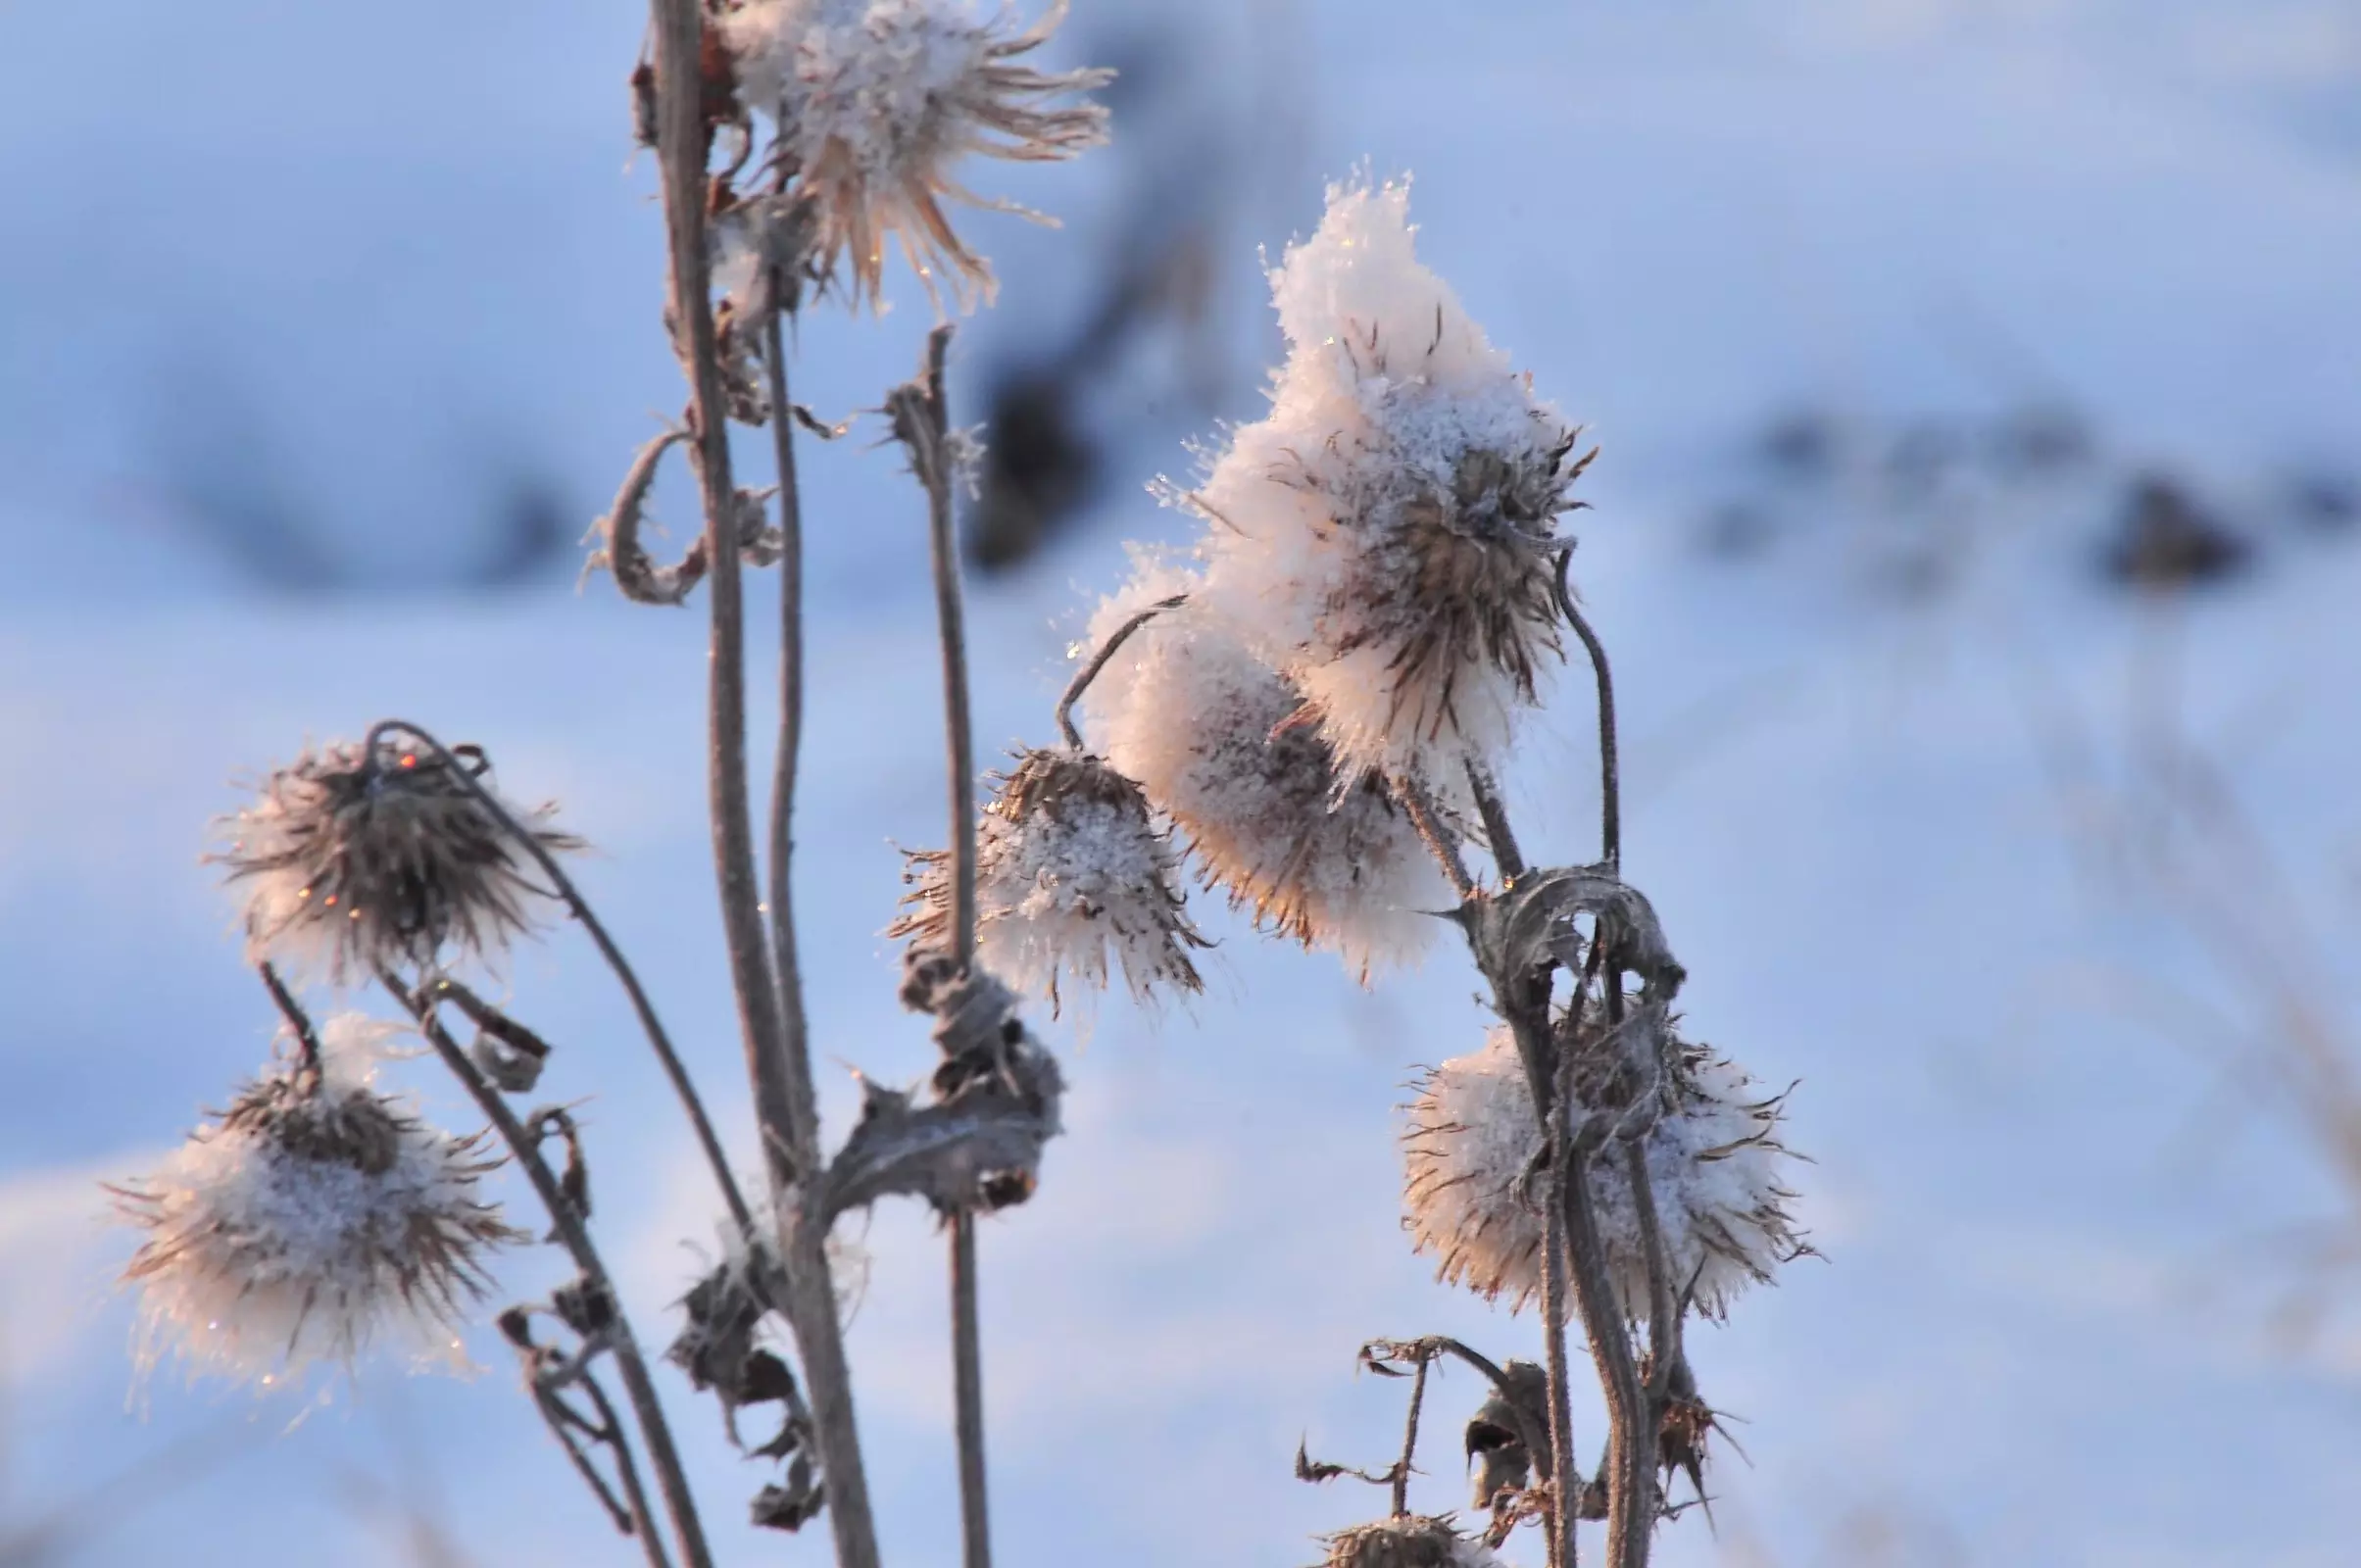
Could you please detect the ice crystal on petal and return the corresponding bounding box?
[1402,1025,1804,1320]
[212,738,581,985]
[718,0,1110,311]
[1318,1515,1508,1568]
[1191,177,1591,788]
[890,748,1205,1014]
[1079,555,1454,980]
[111,1016,523,1389]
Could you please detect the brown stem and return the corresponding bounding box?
[1554,550,1620,871]
[761,288,810,1133]
[256,961,321,1076]
[1402,785,1476,901]
[382,968,713,1568]
[358,721,751,1237]
[1055,595,1187,751]
[584,1371,672,1568]
[1501,1004,1579,1568]
[891,323,996,1568]
[1464,760,1527,884]
[1390,1348,1431,1517]
[646,5,885,1563]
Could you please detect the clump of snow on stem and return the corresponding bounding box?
[212,737,580,986]
[1319,1514,1509,1568]
[1402,1025,1803,1320]
[1187,177,1592,789]
[889,747,1205,1014]
[717,0,1110,310]
[1078,554,1453,981]
[110,1014,522,1389]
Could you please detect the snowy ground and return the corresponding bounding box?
[4,2,2360,1564]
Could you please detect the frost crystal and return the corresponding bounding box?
[1079,557,1454,980]
[718,0,1110,310]
[1191,177,1592,787]
[1318,1515,1508,1568]
[111,1015,523,1388]
[890,748,1205,1013]
[1402,1025,1803,1320]
[213,738,580,985]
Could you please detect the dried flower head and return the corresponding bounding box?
[718,0,1111,311]
[1317,1515,1507,1568]
[110,1014,524,1388]
[1402,1025,1804,1320]
[213,738,581,984]
[889,748,1205,1013]
[1188,177,1592,787]
[1078,555,1453,979]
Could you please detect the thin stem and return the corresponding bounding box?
[382,968,713,1568]
[358,720,751,1237]
[256,961,321,1075]
[1390,1348,1432,1517]
[584,1372,672,1568]
[1502,1005,1578,1568]
[1054,595,1187,751]
[646,3,884,1555]
[1554,550,1620,871]
[1464,760,1527,883]
[1402,785,1476,901]
[893,322,996,1568]
[761,288,811,1144]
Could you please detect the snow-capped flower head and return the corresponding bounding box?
[213,737,582,985]
[889,747,1206,1014]
[1402,1024,1804,1320]
[718,0,1111,311]
[1190,177,1593,788]
[110,1014,524,1389]
[1317,1515,1508,1568]
[1077,555,1456,980]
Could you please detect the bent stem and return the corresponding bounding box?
[380,967,713,1568]
[1554,550,1620,870]
[892,323,996,1568]
[1054,594,1187,750]
[357,719,751,1236]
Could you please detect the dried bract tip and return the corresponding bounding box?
[110,1015,524,1388]
[717,0,1111,312]
[1317,1515,1507,1568]
[1079,556,1454,980]
[887,747,1207,1014]
[213,738,580,985]
[1193,177,1592,786]
[1402,1025,1805,1320]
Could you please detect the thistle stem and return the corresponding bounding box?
[1554,550,1620,871]
[1389,1347,1432,1517]
[646,4,883,1559]
[383,968,712,1568]
[357,721,750,1237]
[256,961,322,1076]
[1054,595,1187,751]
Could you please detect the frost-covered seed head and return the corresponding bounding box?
[1317,1515,1507,1568]
[889,748,1205,1013]
[717,0,1110,311]
[1079,554,1454,980]
[111,1015,523,1388]
[1191,177,1593,786]
[213,739,581,984]
[1402,1025,1804,1320]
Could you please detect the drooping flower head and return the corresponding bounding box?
[1317,1515,1508,1568]
[1402,1024,1804,1320]
[889,747,1205,1013]
[111,1015,524,1388]
[718,0,1111,311]
[213,738,580,985]
[1190,177,1593,787]
[1079,555,1453,980]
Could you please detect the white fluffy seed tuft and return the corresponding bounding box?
[718,0,1110,310]
[1188,177,1592,788]
[1402,1025,1804,1320]
[1078,553,1454,981]
[110,1015,523,1389]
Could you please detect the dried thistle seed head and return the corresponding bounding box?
[887,747,1206,1015]
[1317,1515,1507,1568]
[1077,555,1454,981]
[1402,1025,1806,1320]
[109,1014,525,1389]
[1188,176,1592,788]
[212,738,581,985]
[717,0,1110,313]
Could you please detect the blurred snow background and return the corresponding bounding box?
[4,0,2360,1563]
